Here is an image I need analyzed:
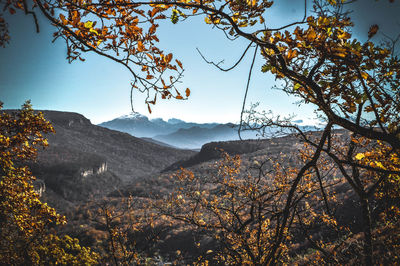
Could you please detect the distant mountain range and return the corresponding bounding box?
[98,113,320,149]
[99,113,261,149]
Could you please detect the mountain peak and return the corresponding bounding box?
[167,118,185,124]
[118,112,148,121]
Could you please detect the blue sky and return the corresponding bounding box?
[0,1,399,124]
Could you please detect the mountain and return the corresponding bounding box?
[99,113,321,149]
[99,113,260,149]
[7,110,196,209]
[40,111,195,180]
[152,123,260,149]
[99,113,218,139]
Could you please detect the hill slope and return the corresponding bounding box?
[40,111,196,182]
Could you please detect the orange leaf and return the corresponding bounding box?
[137,41,145,52]
[176,59,183,69]
[361,72,369,80]
[165,53,173,63]
[150,8,158,17]
[185,88,190,97]
[59,14,68,25]
[149,24,157,35]
[307,27,317,42]
[287,49,298,60]
[176,95,183,100]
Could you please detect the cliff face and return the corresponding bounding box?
[33,179,46,197]
[80,162,108,178]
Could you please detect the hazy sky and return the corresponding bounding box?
[0,1,399,124]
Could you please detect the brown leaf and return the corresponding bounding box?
[368,24,379,39]
[176,59,183,69]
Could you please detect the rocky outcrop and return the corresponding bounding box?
[33,179,46,197]
[80,162,107,178]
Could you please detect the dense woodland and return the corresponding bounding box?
[1,0,400,264]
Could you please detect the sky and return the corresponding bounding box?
[0,0,399,124]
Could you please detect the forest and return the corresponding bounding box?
[1,0,400,264]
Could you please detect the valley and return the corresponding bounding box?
[5,109,399,264]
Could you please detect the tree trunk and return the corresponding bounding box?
[360,197,373,265]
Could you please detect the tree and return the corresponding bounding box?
[0,101,98,264]
[2,0,400,264]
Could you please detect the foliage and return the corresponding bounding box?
[158,149,343,264]
[0,101,98,264]
[2,0,400,264]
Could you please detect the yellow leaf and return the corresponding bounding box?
[375,161,386,169]
[294,83,301,90]
[89,28,98,35]
[338,31,351,40]
[355,153,365,160]
[84,21,93,29]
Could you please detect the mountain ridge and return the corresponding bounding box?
[99,113,258,149]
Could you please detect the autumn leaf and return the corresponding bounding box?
[307,28,317,42]
[137,41,145,52]
[287,49,298,60]
[84,21,93,29]
[361,72,369,80]
[176,59,183,69]
[355,153,365,160]
[185,88,190,97]
[89,28,99,35]
[59,14,68,25]
[368,24,379,39]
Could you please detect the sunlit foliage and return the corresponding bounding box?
[0,102,98,264]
